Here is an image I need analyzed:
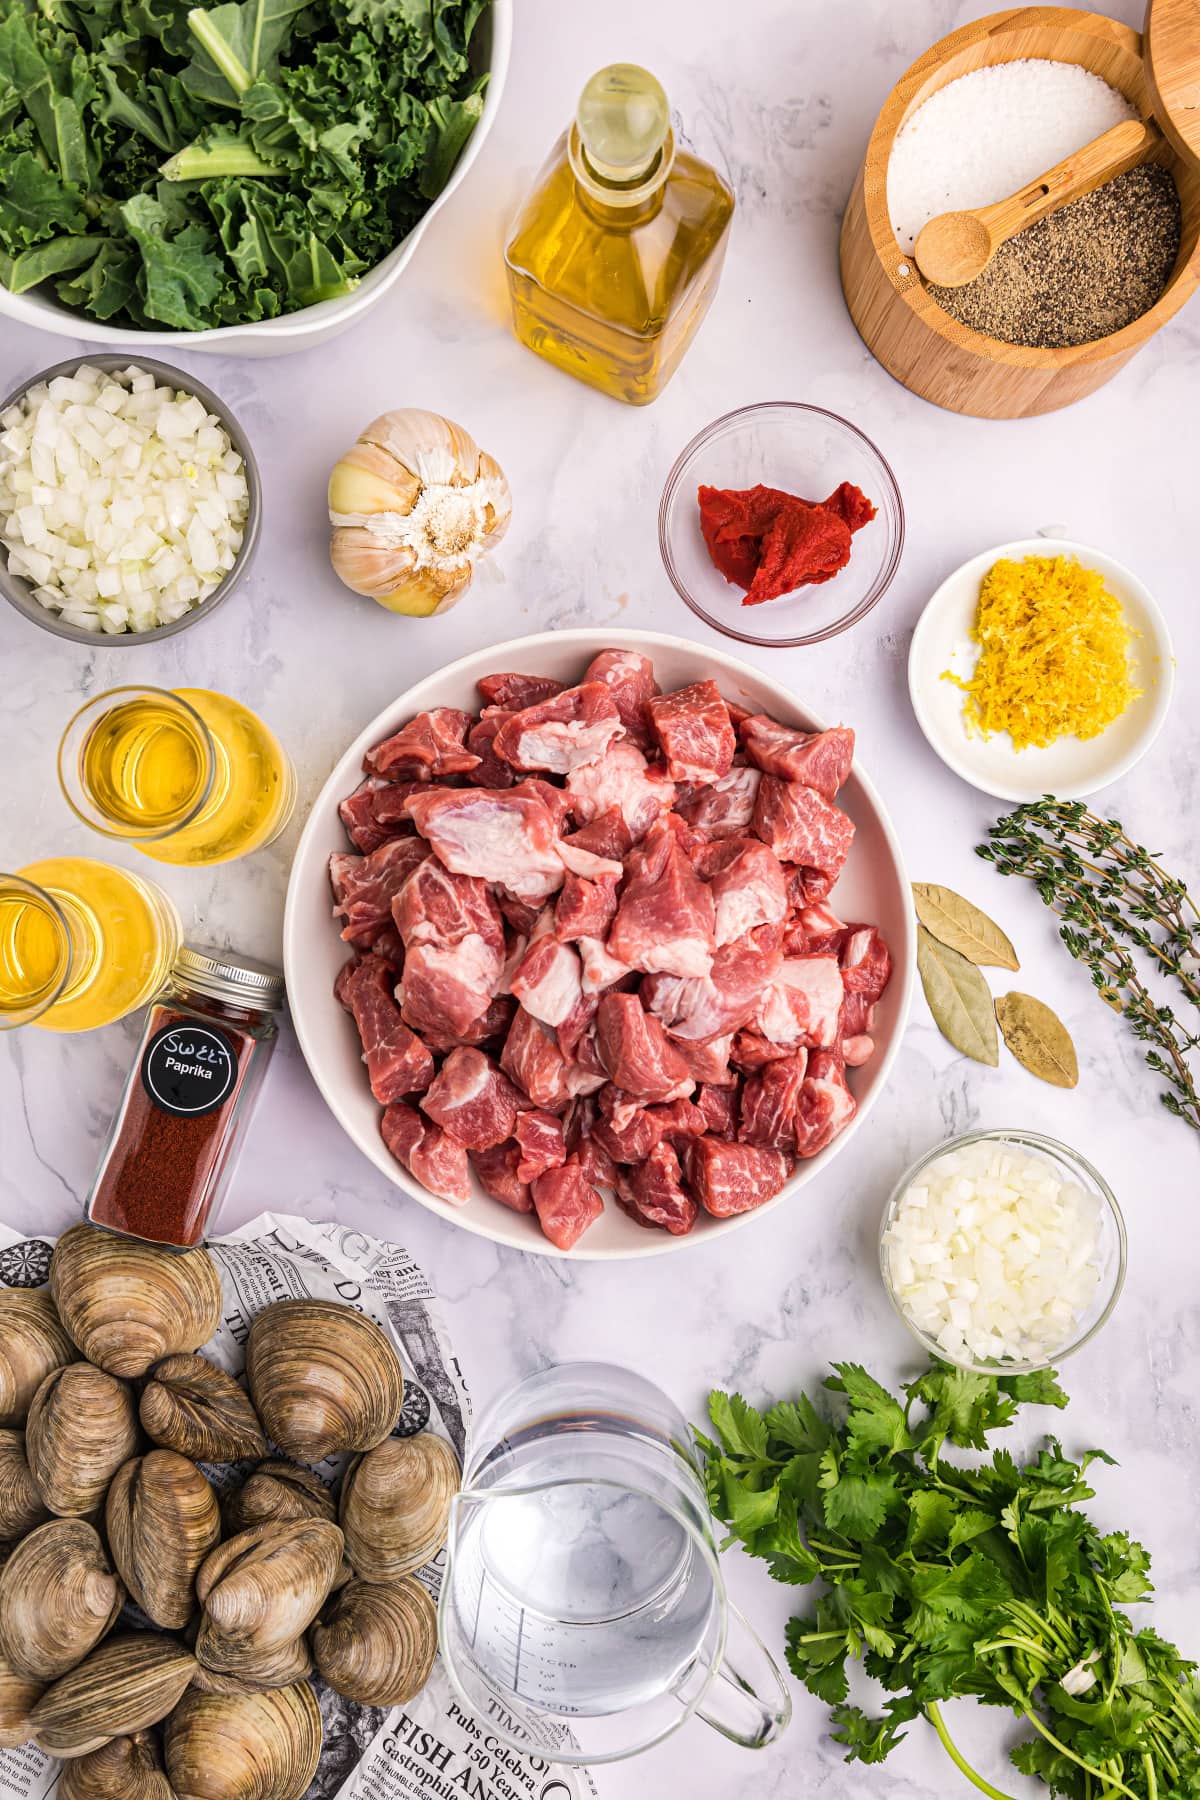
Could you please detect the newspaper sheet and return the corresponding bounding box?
[0,1213,596,1800]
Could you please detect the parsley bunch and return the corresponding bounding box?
[697,1363,1200,1798]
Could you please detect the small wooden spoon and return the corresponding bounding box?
[914,116,1162,288]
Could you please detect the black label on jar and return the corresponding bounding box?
[140,1022,238,1120]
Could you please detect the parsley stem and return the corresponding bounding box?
[926,1702,1018,1800]
[1019,1709,1139,1799]
[1143,1751,1158,1800]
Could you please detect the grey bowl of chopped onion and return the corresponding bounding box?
[0,354,261,644]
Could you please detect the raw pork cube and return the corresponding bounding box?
[686,1138,790,1217]
[582,648,660,748]
[839,926,892,1002]
[641,923,783,1041]
[365,708,479,779]
[339,777,399,854]
[671,1032,734,1087]
[738,1052,808,1153]
[753,775,855,881]
[330,837,429,947]
[648,680,735,784]
[510,932,584,1028]
[702,838,788,946]
[493,682,623,774]
[755,956,843,1049]
[615,1143,697,1235]
[466,710,516,788]
[608,821,715,979]
[577,935,635,997]
[532,1161,605,1250]
[555,871,619,943]
[566,739,674,841]
[381,1103,471,1205]
[730,1030,793,1073]
[422,994,517,1054]
[675,765,761,840]
[404,788,566,902]
[738,718,854,798]
[401,938,502,1039]
[595,994,694,1104]
[695,1083,738,1139]
[514,1110,567,1183]
[471,1142,533,1213]
[421,1048,522,1150]
[341,958,434,1104]
[794,1049,856,1158]
[592,1091,704,1163]
[393,857,503,954]
[501,1007,573,1111]
[562,809,633,862]
[477,672,565,709]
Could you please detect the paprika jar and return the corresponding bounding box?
[86,946,284,1249]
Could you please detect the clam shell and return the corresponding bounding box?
[193,1630,311,1691]
[339,1433,459,1582]
[195,1520,343,1676]
[165,1682,322,1800]
[50,1225,222,1380]
[0,1429,48,1540]
[141,1354,267,1464]
[106,1451,222,1630]
[30,1630,196,1758]
[26,1363,138,1517]
[311,1574,437,1707]
[0,1518,124,1681]
[0,1290,75,1427]
[0,1650,44,1751]
[246,1301,405,1464]
[221,1462,335,1537]
[58,1731,174,1800]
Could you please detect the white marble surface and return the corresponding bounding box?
[3,1,1199,1794]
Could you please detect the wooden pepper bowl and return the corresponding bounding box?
[839,7,1200,418]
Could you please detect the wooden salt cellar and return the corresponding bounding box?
[839,5,1200,418]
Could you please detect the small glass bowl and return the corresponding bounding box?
[879,1128,1127,1376]
[657,401,904,648]
[0,354,261,647]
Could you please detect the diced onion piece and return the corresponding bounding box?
[0,365,249,635]
[884,1140,1105,1364]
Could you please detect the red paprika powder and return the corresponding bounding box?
[87,947,284,1249]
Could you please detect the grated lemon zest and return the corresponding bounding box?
[943,554,1142,752]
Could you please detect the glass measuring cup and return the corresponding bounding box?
[439,1362,791,1764]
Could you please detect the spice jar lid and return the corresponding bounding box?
[172,945,286,1011]
[1145,0,1200,172]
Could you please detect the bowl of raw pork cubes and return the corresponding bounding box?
[284,629,914,1257]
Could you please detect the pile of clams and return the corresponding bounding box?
[0,1225,458,1800]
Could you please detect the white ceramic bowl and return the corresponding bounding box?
[0,2,511,358]
[284,628,915,1259]
[908,537,1174,804]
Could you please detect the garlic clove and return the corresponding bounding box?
[376,564,472,617]
[359,410,482,491]
[329,528,417,599]
[328,443,420,521]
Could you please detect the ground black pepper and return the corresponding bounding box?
[928,162,1182,349]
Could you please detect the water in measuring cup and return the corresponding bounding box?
[449,1417,718,1718]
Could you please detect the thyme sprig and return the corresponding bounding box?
[978,799,1200,1131]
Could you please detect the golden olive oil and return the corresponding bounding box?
[505,65,734,406]
[78,688,296,866]
[8,858,181,1033]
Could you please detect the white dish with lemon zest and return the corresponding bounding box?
[908,537,1174,803]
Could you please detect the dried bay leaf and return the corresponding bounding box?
[995,992,1079,1089]
[916,925,999,1066]
[912,883,1019,971]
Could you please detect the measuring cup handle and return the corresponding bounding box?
[694,1600,792,1749]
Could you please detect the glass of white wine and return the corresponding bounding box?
[58,685,296,867]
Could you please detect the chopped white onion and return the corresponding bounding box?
[0,363,249,635]
[884,1139,1104,1365]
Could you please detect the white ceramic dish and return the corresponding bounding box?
[0,2,511,358]
[908,537,1174,804]
[284,627,915,1259]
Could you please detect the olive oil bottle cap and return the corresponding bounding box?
[574,64,673,193]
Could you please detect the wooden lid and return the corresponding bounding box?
[1145,0,1200,168]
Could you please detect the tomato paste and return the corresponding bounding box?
[697,481,876,606]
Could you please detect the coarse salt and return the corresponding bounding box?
[887,60,1136,253]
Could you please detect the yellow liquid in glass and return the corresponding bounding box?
[0,886,70,1023]
[81,689,296,867]
[505,144,734,406]
[14,858,181,1033]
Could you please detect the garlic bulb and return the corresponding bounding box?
[328,410,510,617]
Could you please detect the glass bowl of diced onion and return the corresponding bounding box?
[0,354,260,645]
[879,1129,1126,1375]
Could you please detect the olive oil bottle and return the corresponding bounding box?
[505,65,734,405]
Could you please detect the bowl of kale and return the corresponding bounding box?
[0,0,510,351]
